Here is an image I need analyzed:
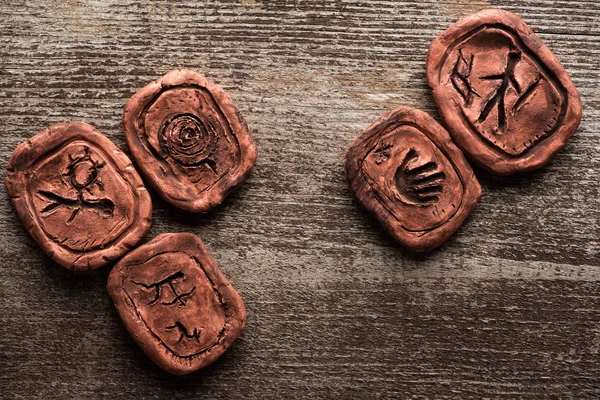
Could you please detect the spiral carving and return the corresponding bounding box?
[158,114,217,167]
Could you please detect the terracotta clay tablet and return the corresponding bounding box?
[122,69,257,213]
[427,9,582,175]
[107,232,246,375]
[5,122,152,271]
[345,107,481,252]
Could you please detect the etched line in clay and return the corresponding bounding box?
[513,77,542,113]
[451,48,480,106]
[133,271,196,307]
[166,321,201,343]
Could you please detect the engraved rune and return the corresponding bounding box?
[478,50,542,134]
[134,271,196,306]
[373,143,393,164]
[394,149,446,206]
[37,146,115,223]
[166,321,201,343]
[451,48,480,106]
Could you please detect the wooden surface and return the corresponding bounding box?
[0,0,598,398]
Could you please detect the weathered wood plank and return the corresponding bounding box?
[0,0,598,398]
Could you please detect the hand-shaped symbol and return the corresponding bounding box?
[394,149,446,206]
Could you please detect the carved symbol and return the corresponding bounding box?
[133,271,196,307]
[37,146,115,223]
[394,149,446,206]
[476,50,543,134]
[451,48,544,135]
[373,143,393,164]
[166,321,201,343]
[451,48,480,106]
[159,113,218,172]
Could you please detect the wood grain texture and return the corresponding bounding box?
[0,0,598,398]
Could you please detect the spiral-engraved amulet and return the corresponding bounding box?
[123,69,257,212]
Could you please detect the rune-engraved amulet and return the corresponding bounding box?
[427,9,582,175]
[345,107,481,252]
[5,122,152,270]
[122,69,257,213]
[107,232,246,375]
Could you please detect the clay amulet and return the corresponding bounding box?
[345,106,481,252]
[107,232,246,375]
[5,122,152,270]
[123,69,257,213]
[427,9,582,175]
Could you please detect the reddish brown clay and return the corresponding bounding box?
[122,69,257,213]
[107,232,246,375]
[5,122,152,271]
[345,106,481,252]
[427,9,582,175]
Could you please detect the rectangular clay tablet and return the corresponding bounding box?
[345,106,481,252]
[427,9,582,175]
[107,232,246,375]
